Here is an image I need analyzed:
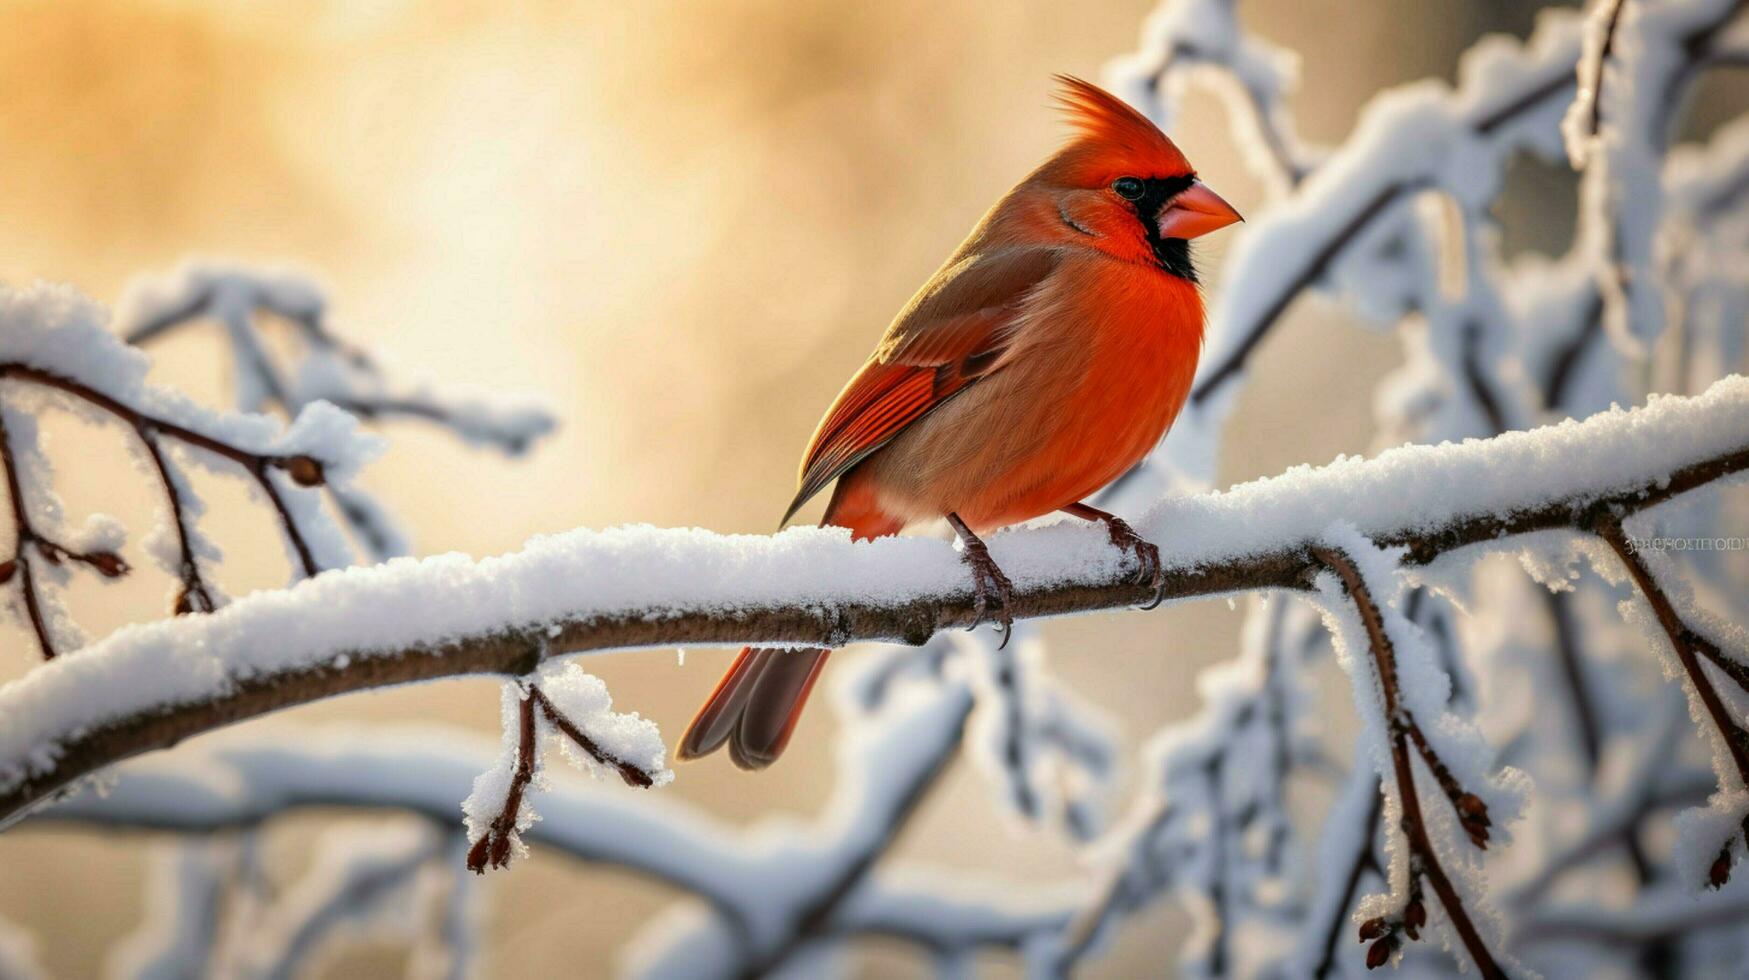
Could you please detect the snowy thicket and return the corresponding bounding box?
[2,0,1748,977]
[1086,0,1749,976]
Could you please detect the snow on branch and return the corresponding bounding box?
[1105,0,1747,496]
[116,263,556,561]
[1308,534,1518,977]
[1081,2,1749,969]
[41,653,1088,977]
[1132,5,1587,475]
[1,376,1744,827]
[1108,0,1323,193]
[117,263,555,457]
[1565,0,1748,350]
[462,662,670,873]
[0,283,383,657]
[5,2,1748,974]
[0,265,558,661]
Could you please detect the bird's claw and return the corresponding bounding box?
[1101,516,1166,610]
[960,536,1016,649]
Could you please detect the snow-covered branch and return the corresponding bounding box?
[117,263,555,457]
[462,665,670,874]
[0,267,557,663]
[1310,538,1507,977]
[2,376,1744,828]
[41,655,1087,977]
[1163,6,1583,423]
[117,264,556,561]
[0,284,383,657]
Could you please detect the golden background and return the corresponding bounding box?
[0,1,1654,976]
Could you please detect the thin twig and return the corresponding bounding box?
[466,691,538,873]
[1585,0,1631,142]
[1598,516,1749,889]
[1598,518,1749,788]
[528,686,656,789]
[1312,544,1505,979]
[0,408,54,659]
[0,403,132,658]
[132,424,217,614]
[1313,784,1383,979]
[1544,591,1602,773]
[0,363,325,577]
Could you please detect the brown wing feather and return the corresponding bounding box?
[781,246,1060,526]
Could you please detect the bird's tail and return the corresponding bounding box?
[676,477,902,769]
[675,646,830,769]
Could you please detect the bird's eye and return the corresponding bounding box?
[1112,177,1146,201]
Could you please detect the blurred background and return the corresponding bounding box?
[0,0,1737,976]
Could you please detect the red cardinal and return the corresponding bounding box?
[679,76,1241,769]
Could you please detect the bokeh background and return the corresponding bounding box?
[1,0,1735,976]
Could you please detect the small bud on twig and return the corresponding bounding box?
[1710,848,1732,889]
[1456,792,1491,848]
[1358,916,1389,942]
[1404,898,1426,940]
[0,560,14,584]
[1366,936,1395,970]
[465,836,494,874]
[283,455,325,487]
[86,551,128,578]
[1456,792,1487,822]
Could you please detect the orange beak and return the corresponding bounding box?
[1157,181,1243,241]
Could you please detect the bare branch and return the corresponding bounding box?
[0,362,333,586]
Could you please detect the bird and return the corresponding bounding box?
[677,75,1241,770]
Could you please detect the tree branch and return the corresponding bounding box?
[0,363,328,581]
[1,384,1745,824]
[1597,516,1749,886]
[38,714,1081,972]
[0,401,130,658]
[1313,783,1383,979]
[529,687,658,789]
[466,690,538,873]
[1311,544,1504,978]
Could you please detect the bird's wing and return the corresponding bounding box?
[782,246,1061,525]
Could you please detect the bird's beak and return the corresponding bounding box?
[1157,181,1243,240]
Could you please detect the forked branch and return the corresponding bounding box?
[1311,544,1504,978]
[0,363,330,658]
[1597,518,1749,886]
[466,679,664,874]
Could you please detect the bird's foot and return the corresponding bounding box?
[1098,516,1166,609]
[947,514,1015,648]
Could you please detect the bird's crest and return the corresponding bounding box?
[1051,75,1190,180]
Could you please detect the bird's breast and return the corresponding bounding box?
[862,259,1203,530]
